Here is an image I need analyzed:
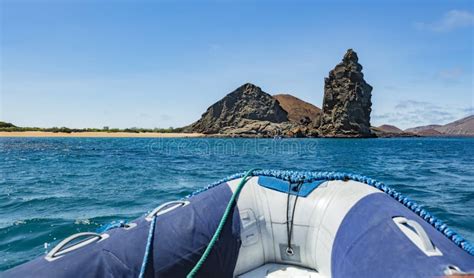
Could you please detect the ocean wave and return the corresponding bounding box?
[1,137,473,271]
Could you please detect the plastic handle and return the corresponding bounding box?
[145,200,189,221]
[394,217,436,253]
[45,232,106,261]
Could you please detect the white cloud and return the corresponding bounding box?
[372,100,469,129]
[415,10,474,32]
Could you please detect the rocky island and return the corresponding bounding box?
[185,49,474,138]
[184,83,299,137]
[318,49,374,137]
[186,49,379,138]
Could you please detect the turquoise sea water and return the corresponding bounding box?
[1,137,473,270]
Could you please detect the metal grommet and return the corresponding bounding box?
[286,247,294,256]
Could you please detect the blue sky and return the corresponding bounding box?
[1,0,473,129]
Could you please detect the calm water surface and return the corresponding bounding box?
[1,137,473,270]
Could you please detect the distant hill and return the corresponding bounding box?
[273,94,321,124]
[405,115,474,136]
[371,124,417,137]
[415,128,444,136]
[405,124,442,133]
[0,121,16,128]
[376,124,403,133]
[435,115,474,136]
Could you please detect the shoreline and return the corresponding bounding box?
[1,131,472,139]
[0,131,205,138]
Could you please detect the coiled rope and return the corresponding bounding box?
[184,169,474,256]
[186,168,259,278]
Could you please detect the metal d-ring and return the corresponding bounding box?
[145,200,190,221]
[286,246,295,256]
[45,232,109,261]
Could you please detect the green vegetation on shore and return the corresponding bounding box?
[0,121,184,133]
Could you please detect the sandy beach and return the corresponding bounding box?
[0,131,205,138]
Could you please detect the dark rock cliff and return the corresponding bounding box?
[185,83,290,135]
[319,49,374,137]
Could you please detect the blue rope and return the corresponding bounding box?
[184,170,474,256]
[139,216,157,278]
